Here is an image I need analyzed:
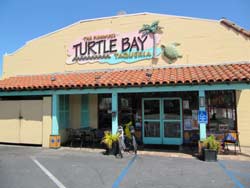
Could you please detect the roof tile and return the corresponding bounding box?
[1,63,250,91]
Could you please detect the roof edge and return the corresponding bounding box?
[5,61,250,78]
[220,18,250,38]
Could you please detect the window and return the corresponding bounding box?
[98,94,112,129]
[81,95,89,128]
[59,95,69,128]
[206,90,236,133]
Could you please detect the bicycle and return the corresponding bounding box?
[120,121,138,155]
[116,125,125,158]
[126,125,137,154]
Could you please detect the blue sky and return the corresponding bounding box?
[0,0,249,77]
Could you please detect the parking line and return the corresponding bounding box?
[218,160,244,188]
[31,157,67,188]
[112,155,137,188]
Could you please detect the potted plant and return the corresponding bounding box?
[101,131,119,155]
[202,135,220,162]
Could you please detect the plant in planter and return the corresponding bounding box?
[101,131,119,155]
[202,135,220,162]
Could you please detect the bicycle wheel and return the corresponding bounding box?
[117,139,123,158]
[132,136,137,154]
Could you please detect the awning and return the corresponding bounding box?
[0,62,250,91]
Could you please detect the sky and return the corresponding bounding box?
[0,0,249,77]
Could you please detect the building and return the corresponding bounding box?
[0,13,250,148]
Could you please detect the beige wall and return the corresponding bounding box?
[236,90,250,146]
[68,94,98,129]
[0,101,20,143]
[3,14,250,78]
[89,94,98,129]
[20,100,43,144]
[42,97,52,148]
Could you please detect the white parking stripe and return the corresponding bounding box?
[31,157,67,188]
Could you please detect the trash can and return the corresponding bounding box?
[49,135,61,149]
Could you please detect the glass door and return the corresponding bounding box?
[162,98,183,145]
[142,98,183,145]
[142,99,161,144]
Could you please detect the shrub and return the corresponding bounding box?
[203,135,220,151]
[101,131,119,149]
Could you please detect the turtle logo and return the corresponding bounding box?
[161,42,182,64]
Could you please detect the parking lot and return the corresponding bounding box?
[0,145,249,188]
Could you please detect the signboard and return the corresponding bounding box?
[66,30,161,65]
[198,110,208,124]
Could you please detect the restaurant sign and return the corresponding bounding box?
[66,30,161,65]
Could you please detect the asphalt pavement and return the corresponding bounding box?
[0,145,249,188]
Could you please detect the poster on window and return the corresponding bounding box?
[192,110,198,121]
[183,100,189,109]
[184,118,192,130]
[192,110,199,130]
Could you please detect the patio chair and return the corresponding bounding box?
[67,128,84,148]
[91,129,104,147]
[222,131,241,154]
[189,133,199,151]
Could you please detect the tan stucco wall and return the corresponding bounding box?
[42,97,52,148]
[20,100,43,144]
[69,95,81,129]
[0,101,20,143]
[89,94,98,129]
[68,94,97,129]
[236,90,250,146]
[3,14,250,78]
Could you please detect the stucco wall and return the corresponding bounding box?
[0,101,20,143]
[3,14,250,78]
[236,90,250,146]
[42,96,52,148]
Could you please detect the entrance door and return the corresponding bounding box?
[142,98,183,145]
[0,100,43,145]
[162,99,182,145]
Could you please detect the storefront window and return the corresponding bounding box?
[206,90,236,134]
[164,122,181,138]
[182,92,199,143]
[98,94,112,130]
[144,100,160,120]
[144,121,160,137]
[118,96,133,124]
[164,100,180,120]
[59,95,69,129]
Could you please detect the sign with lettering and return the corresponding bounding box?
[198,110,208,124]
[66,30,161,65]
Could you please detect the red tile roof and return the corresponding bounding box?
[0,63,250,91]
[220,19,250,38]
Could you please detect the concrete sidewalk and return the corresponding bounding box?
[60,146,250,161]
[241,146,250,157]
[1,144,249,161]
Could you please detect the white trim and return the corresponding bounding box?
[6,12,219,56]
[31,157,67,188]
